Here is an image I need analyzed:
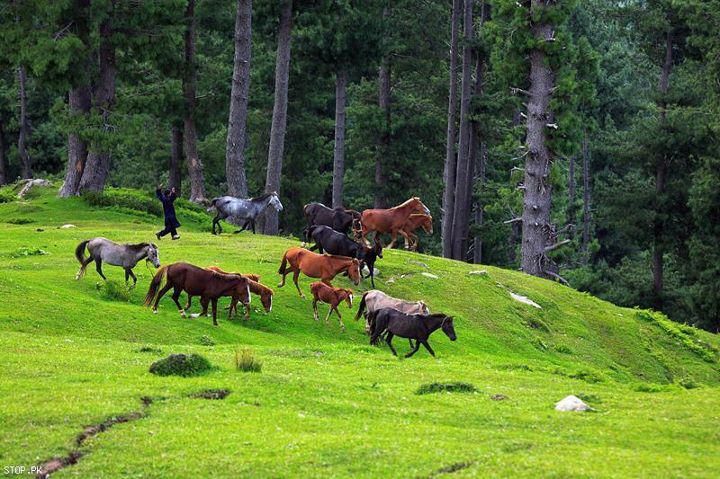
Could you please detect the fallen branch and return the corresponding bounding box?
[545,271,569,285]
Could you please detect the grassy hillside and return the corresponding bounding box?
[1,183,719,478]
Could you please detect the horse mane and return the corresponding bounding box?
[127,242,151,251]
[249,279,273,295]
[251,192,276,202]
[394,197,420,208]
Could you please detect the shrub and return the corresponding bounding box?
[0,189,15,203]
[5,217,34,225]
[149,353,213,377]
[416,382,477,395]
[136,346,163,354]
[96,280,132,302]
[235,348,262,373]
[199,335,215,346]
[636,311,717,363]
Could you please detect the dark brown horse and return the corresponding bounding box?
[278,247,361,298]
[197,266,273,319]
[310,282,353,330]
[144,262,249,326]
[361,197,430,245]
[394,214,433,250]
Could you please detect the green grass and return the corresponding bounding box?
[1,183,719,478]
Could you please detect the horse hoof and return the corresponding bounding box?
[190,313,200,319]
[153,310,158,315]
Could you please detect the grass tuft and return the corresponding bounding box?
[96,280,132,302]
[235,348,262,373]
[149,353,213,377]
[9,246,48,258]
[199,335,215,346]
[136,346,163,354]
[416,382,477,395]
[5,217,34,224]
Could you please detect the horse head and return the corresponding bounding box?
[261,289,273,313]
[419,300,430,315]
[146,244,161,268]
[410,197,430,216]
[421,214,434,234]
[347,259,362,285]
[441,316,457,341]
[341,289,354,308]
[269,192,284,212]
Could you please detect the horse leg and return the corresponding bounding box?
[420,340,436,357]
[152,283,173,313]
[124,269,130,283]
[200,297,210,317]
[334,306,345,330]
[387,231,398,249]
[369,264,376,289]
[293,271,305,299]
[128,269,138,286]
[212,216,218,235]
[211,298,219,326]
[399,230,413,250]
[385,333,398,356]
[312,300,319,321]
[405,340,421,358]
[95,259,107,281]
[171,287,185,317]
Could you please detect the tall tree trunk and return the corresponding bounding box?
[226,0,252,198]
[450,0,474,260]
[262,0,293,234]
[169,125,183,194]
[182,0,207,203]
[17,65,32,179]
[0,119,6,185]
[567,154,575,234]
[78,6,116,193]
[332,68,348,208]
[59,85,91,197]
[520,0,556,277]
[375,5,391,209]
[473,142,487,264]
[652,30,673,309]
[581,131,591,255]
[441,0,462,258]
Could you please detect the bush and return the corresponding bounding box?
[96,280,132,302]
[235,348,262,373]
[136,346,164,354]
[0,189,15,203]
[416,382,477,395]
[5,217,34,225]
[199,335,216,346]
[149,353,213,377]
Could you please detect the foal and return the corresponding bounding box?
[309,282,353,330]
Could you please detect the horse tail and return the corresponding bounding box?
[368,310,382,345]
[144,265,168,307]
[278,251,289,275]
[355,292,368,321]
[75,240,89,265]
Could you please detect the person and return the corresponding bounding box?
[155,185,181,240]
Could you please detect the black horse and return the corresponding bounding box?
[369,308,457,357]
[303,202,361,240]
[307,225,382,288]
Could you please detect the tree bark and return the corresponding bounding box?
[17,65,32,179]
[450,0,474,260]
[226,0,252,198]
[567,154,575,233]
[652,30,674,309]
[0,119,7,185]
[472,141,487,264]
[375,5,391,209]
[441,0,462,258]
[262,0,293,234]
[520,0,556,277]
[59,85,91,197]
[169,125,183,194]
[78,5,116,193]
[581,131,591,255]
[182,0,207,203]
[332,69,348,208]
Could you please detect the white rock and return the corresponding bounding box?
[361,265,380,277]
[17,178,51,198]
[509,292,541,309]
[555,395,591,412]
[420,272,438,279]
[408,260,429,269]
[468,270,488,276]
[60,224,77,229]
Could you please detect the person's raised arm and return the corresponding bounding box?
[156,185,164,201]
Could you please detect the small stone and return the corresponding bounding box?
[555,395,592,412]
[60,224,77,229]
[468,270,488,276]
[510,292,542,309]
[420,272,438,279]
[408,260,429,269]
[386,278,396,284]
[36,228,44,232]
[490,394,508,401]
[361,265,380,277]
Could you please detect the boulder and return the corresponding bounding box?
[468,270,488,276]
[420,272,438,279]
[555,395,592,412]
[509,292,542,309]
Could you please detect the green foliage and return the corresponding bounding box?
[96,280,132,303]
[234,348,262,373]
[149,353,213,377]
[5,217,34,225]
[415,382,478,395]
[9,247,48,258]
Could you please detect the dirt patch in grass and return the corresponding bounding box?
[416,382,477,395]
[190,389,231,400]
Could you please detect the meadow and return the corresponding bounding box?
[1,184,719,478]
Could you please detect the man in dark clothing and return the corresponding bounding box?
[156,185,181,240]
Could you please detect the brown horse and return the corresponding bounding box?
[143,262,249,326]
[394,214,433,250]
[310,282,353,330]
[278,247,361,298]
[361,197,430,245]
[196,266,273,319]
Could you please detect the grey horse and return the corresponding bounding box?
[209,192,284,235]
[75,237,160,286]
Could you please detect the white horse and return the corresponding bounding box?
[209,192,283,235]
[75,237,160,286]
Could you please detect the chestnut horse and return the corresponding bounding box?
[278,247,361,298]
[197,266,273,319]
[394,214,433,250]
[361,197,430,246]
[310,282,353,330]
[144,262,249,326]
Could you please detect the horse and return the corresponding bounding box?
[209,192,283,235]
[192,266,273,319]
[75,238,160,286]
[306,225,383,288]
[302,202,362,241]
[368,308,457,357]
[143,262,250,326]
[181,267,255,320]
[394,214,433,250]
[278,247,361,298]
[355,290,430,333]
[360,197,430,245]
[309,282,353,330]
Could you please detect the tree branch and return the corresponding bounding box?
[545,271,569,285]
[544,239,571,253]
